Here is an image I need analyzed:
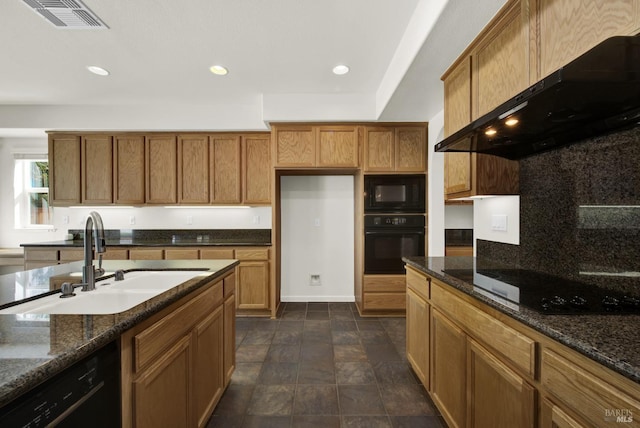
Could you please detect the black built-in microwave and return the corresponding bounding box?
[364,175,426,213]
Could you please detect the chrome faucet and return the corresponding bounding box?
[82,211,106,291]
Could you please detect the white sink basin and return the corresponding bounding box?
[0,270,209,315]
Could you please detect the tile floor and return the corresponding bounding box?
[207,302,446,428]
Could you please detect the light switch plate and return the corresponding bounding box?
[491,214,508,231]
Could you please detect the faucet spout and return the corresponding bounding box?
[82,211,106,291]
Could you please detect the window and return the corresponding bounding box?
[14,155,53,228]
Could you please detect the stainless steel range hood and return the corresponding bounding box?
[435,36,640,160]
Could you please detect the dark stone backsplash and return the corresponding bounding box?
[68,228,272,245]
[480,126,640,294]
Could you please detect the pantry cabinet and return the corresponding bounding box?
[114,135,145,205]
[146,135,178,204]
[273,124,359,168]
[81,135,113,204]
[363,126,427,172]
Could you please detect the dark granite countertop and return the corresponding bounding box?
[21,229,272,248]
[0,259,239,408]
[404,256,640,384]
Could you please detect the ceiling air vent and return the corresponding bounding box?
[23,0,108,29]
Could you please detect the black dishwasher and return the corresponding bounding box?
[0,341,120,427]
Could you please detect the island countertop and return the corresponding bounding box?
[0,259,239,408]
[404,256,640,384]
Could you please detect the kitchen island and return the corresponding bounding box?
[404,256,640,428]
[0,259,238,419]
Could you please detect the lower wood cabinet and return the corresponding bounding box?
[405,266,640,428]
[430,308,467,428]
[223,274,236,385]
[121,272,234,428]
[468,339,535,428]
[360,274,406,314]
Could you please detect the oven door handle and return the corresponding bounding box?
[365,230,425,235]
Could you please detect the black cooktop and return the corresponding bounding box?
[443,268,640,315]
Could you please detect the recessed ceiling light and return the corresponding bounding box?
[505,118,519,126]
[86,65,109,76]
[332,65,350,75]
[209,65,228,75]
[485,128,497,136]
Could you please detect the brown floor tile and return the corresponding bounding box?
[334,344,368,362]
[330,320,357,331]
[293,385,338,415]
[364,343,402,362]
[206,414,244,427]
[265,344,301,362]
[338,384,386,415]
[246,385,295,416]
[342,415,393,428]
[231,363,263,385]
[360,329,393,345]
[372,361,419,384]
[281,311,306,320]
[292,415,340,428]
[390,415,446,428]
[331,330,361,345]
[272,330,303,345]
[243,330,276,345]
[258,362,299,384]
[381,384,436,416]
[357,320,385,331]
[335,361,376,385]
[297,360,335,384]
[278,320,305,331]
[307,302,329,311]
[242,415,292,428]
[300,343,333,361]
[236,344,270,362]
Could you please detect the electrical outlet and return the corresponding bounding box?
[63,215,69,224]
[187,215,193,225]
[129,216,136,225]
[253,215,260,225]
[310,274,321,286]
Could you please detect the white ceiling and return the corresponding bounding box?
[0,0,506,138]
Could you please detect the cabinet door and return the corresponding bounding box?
[224,293,236,386]
[179,135,210,204]
[243,134,271,204]
[363,127,394,172]
[146,135,178,204]
[82,135,113,204]
[395,127,426,172]
[165,248,200,260]
[537,0,640,79]
[129,248,164,260]
[49,135,81,206]
[317,126,359,167]
[114,135,145,205]
[431,309,467,428]
[193,305,224,428]
[211,135,241,204]
[473,0,531,117]
[443,57,473,198]
[406,288,429,386]
[134,335,191,428]
[236,261,269,310]
[468,339,535,428]
[273,126,315,167]
[540,399,586,428]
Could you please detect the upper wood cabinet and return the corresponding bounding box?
[473,0,531,117]
[535,0,640,80]
[363,126,427,172]
[243,134,271,205]
[49,134,81,206]
[317,126,359,168]
[211,135,242,204]
[178,135,210,204]
[82,135,113,204]
[273,124,359,168]
[146,135,178,204]
[114,135,145,205]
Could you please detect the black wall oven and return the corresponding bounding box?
[364,175,426,213]
[364,214,425,274]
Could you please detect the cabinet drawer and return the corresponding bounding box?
[431,279,536,377]
[200,249,234,259]
[102,248,128,260]
[129,248,164,260]
[25,249,59,261]
[363,275,406,292]
[134,281,223,371]
[224,272,236,298]
[235,248,269,260]
[363,292,406,311]
[165,248,200,260]
[59,249,84,262]
[406,268,429,301]
[542,349,640,425]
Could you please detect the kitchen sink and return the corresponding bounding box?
[0,270,210,315]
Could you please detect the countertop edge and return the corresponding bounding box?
[0,260,239,408]
[403,257,640,384]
